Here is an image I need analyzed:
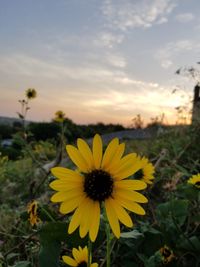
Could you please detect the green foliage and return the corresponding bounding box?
[0,124,14,139]
[28,122,60,141]
[1,125,200,267]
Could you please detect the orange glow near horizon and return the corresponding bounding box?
[0,85,193,127]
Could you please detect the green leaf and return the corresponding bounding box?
[170,199,189,226]
[156,199,189,227]
[39,240,61,267]
[177,184,199,200]
[6,253,20,261]
[120,230,143,239]
[38,222,87,267]
[13,261,31,267]
[144,251,163,267]
[177,236,200,252]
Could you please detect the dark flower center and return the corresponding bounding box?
[84,169,114,201]
[77,261,87,267]
[134,169,144,179]
[28,92,33,97]
[30,204,36,215]
[162,248,171,258]
[195,181,200,187]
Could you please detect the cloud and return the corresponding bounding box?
[101,0,177,30]
[175,13,195,23]
[156,39,200,68]
[105,53,126,68]
[0,52,187,125]
[94,32,124,48]
[161,59,173,69]
[0,53,118,82]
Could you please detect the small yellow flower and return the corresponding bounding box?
[188,174,200,189]
[50,134,148,242]
[133,156,155,185]
[25,88,37,99]
[62,246,98,267]
[160,245,175,264]
[27,200,41,226]
[54,110,65,122]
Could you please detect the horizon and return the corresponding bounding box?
[0,0,199,126]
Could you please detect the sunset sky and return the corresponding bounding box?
[0,0,200,126]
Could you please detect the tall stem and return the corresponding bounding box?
[105,221,111,267]
[103,206,111,267]
[60,121,64,160]
[87,238,92,267]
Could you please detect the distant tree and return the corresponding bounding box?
[0,124,14,139]
[131,114,144,129]
[28,122,60,141]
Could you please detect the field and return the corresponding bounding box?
[0,123,200,267]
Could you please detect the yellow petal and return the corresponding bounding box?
[79,198,93,238]
[107,143,125,172]
[49,179,83,191]
[72,248,82,263]
[62,256,77,266]
[115,197,146,215]
[51,167,83,181]
[82,246,88,263]
[59,194,85,214]
[105,198,120,238]
[93,134,102,169]
[114,153,138,173]
[68,197,88,234]
[115,188,148,203]
[89,201,100,242]
[51,188,83,202]
[111,198,133,227]
[66,145,89,172]
[114,161,141,180]
[115,180,147,190]
[77,138,94,170]
[91,264,98,267]
[101,138,119,169]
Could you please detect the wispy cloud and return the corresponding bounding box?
[101,0,177,30]
[0,52,183,125]
[175,13,195,23]
[94,32,124,48]
[156,39,200,69]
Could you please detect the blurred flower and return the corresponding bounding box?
[160,245,175,264]
[50,134,148,242]
[62,246,98,267]
[54,110,65,122]
[25,88,37,99]
[133,156,155,185]
[188,174,200,189]
[27,200,41,226]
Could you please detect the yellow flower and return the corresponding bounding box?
[62,246,98,267]
[188,174,200,189]
[50,134,148,241]
[54,110,65,122]
[160,245,174,264]
[133,156,155,185]
[25,88,37,99]
[27,200,41,226]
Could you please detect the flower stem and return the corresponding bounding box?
[106,221,111,267]
[87,238,92,267]
[103,206,111,267]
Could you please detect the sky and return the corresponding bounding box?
[0,0,200,126]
